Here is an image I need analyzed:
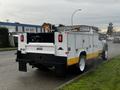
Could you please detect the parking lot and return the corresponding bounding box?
[0,41,120,90]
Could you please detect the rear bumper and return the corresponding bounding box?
[16,51,67,67]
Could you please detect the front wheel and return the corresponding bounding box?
[78,56,86,72]
[102,50,108,60]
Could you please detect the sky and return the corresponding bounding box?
[0,0,120,28]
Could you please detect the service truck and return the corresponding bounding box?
[16,25,108,76]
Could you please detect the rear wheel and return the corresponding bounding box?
[102,43,108,60]
[78,56,86,72]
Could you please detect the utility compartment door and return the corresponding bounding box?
[75,33,90,57]
[67,33,76,60]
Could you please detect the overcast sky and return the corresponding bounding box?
[0,0,120,28]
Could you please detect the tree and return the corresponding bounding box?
[0,27,9,48]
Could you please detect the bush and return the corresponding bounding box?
[0,27,9,48]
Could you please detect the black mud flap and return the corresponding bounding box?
[19,62,27,72]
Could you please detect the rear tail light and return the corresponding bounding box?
[58,34,63,42]
[20,35,24,42]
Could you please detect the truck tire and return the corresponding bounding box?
[55,65,66,77]
[102,42,108,60]
[102,50,108,60]
[78,55,86,72]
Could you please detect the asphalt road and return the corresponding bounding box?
[0,41,120,90]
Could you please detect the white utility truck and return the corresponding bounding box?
[16,25,108,76]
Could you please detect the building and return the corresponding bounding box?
[0,22,42,47]
[0,22,41,34]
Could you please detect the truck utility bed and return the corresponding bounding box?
[16,25,108,76]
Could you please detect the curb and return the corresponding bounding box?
[0,48,17,52]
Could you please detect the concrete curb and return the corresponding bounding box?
[0,48,17,52]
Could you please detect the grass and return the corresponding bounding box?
[0,47,17,51]
[60,56,120,90]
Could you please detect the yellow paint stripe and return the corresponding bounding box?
[67,57,79,66]
[87,51,99,60]
[67,51,101,66]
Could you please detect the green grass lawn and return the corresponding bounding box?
[60,56,120,90]
[0,47,17,51]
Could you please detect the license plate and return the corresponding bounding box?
[36,47,43,50]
